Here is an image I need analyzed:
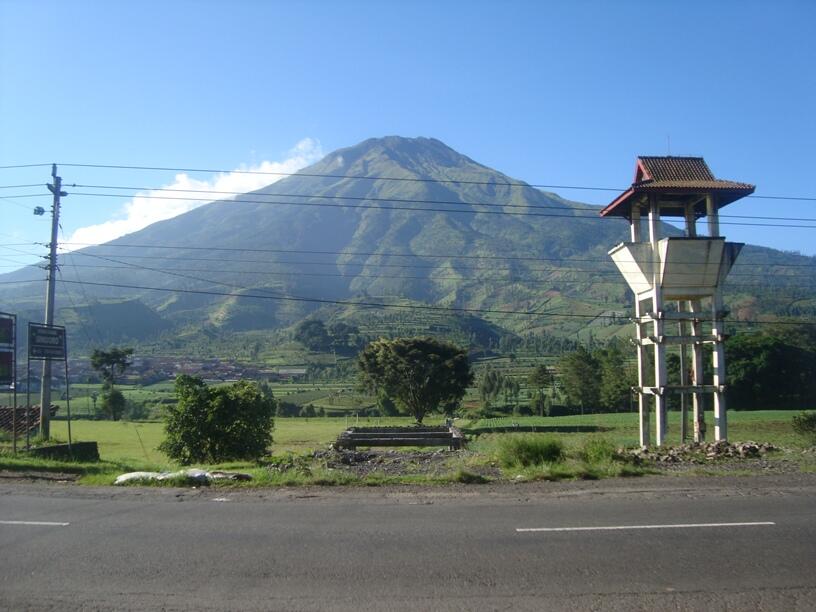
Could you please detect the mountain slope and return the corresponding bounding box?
[1,136,814,350]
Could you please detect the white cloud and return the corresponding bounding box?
[63,138,323,248]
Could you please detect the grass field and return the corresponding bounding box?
[1,410,811,487]
[25,410,810,463]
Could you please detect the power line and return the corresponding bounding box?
[49,261,816,287]
[52,161,816,202]
[65,182,574,213]
[0,245,804,289]
[61,246,816,280]
[57,267,100,347]
[58,161,622,191]
[59,241,816,271]
[0,163,51,170]
[60,253,815,282]
[59,183,816,223]
[4,183,816,225]
[51,277,816,327]
[0,196,42,211]
[38,190,816,228]
[59,225,105,346]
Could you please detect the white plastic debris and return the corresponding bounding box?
[114,469,252,486]
[114,471,164,485]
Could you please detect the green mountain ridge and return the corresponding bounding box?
[1,136,814,353]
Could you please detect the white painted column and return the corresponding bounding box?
[648,196,667,446]
[683,204,698,442]
[707,194,727,440]
[684,202,698,238]
[631,206,642,243]
[634,296,650,448]
[631,206,649,447]
[689,299,706,443]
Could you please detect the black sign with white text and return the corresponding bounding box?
[28,323,67,360]
[0,315,12,347]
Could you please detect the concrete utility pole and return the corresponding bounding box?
[39,164,66,439]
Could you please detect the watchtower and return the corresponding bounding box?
[601,157,754,447]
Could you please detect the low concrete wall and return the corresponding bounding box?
[27,441,100,462]
[336,426,464,450]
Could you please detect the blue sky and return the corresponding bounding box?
[1,0,815,270]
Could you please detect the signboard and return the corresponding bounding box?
[0,351,11,386]
[0,313,14,386]
[0,316,12,346]
[28,323,67,360]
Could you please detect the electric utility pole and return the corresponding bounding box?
[39,164,66,439]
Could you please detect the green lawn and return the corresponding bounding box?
[468,410,811,450]
[31,410,810,465]
[42,415,449,462]
[50,420,168,464]
[0,410,810,487]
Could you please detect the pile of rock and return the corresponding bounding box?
[316,448,376,465]
[620,441,777,465]
[312,448,453,477]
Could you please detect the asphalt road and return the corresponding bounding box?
[1,475,814,611]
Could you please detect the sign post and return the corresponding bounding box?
[0,313,16,452]
[28,323,68,446]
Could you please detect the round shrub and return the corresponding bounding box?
[497,435,565,467]
[160,375,275,464]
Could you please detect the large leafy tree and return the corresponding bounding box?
[358,337,473,423]
[527,364,554,393]
[90,347,133,421]
[557,346,601,411]
[595,341,637,412]
[478,367,505,405]
[726,332,816,410]
[91,347,133,387]
[160,375,276,464]
[294,320,332,352]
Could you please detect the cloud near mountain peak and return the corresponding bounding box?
[64,138,324,248]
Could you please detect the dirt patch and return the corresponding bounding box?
[0,470,79,483]
[311,448,496,479]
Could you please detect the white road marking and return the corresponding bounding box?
[516,521,775,533]
[0,520,70,527]
[212,498,230,502]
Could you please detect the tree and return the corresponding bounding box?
[90,347,134,387]
[328,321,361,354]
[594,342,637,412]
[159,375,276,464]
[100,388,126,421]
[91,347,133,421]
[557,346,601,412]
[726,332,816,410]
[478,367,504,406]
[358,337,473,423]
[528,364,554,393]
[294,320,331,352]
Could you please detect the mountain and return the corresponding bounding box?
[2,136,815,353]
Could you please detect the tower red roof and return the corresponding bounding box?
[600,156,755,218]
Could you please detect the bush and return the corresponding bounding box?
[578,437,617,464]
[159,375,276,464]
[100,388,126,421]
[497,435,565,467]
[123,399,149,421]
[792,411,816,441]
